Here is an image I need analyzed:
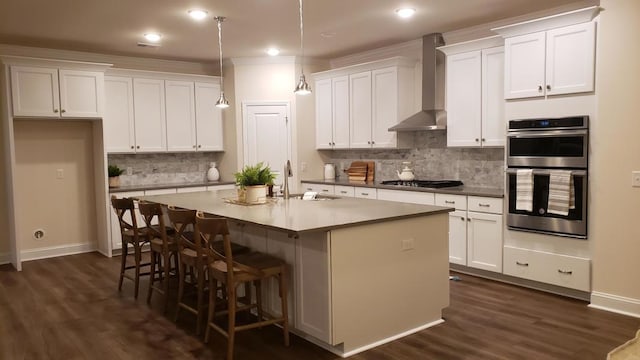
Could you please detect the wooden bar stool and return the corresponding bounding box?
[168,206,250,335]
[111,196,150,299]
[139,201,178,313]
[196,213,290,360]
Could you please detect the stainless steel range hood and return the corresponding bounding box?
[389,33,446,131]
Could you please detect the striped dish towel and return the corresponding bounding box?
[548,170,574,216]
[516,169,534,212]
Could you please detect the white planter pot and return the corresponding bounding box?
[244,185,268,204]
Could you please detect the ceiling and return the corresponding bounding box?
[0,0,597,64]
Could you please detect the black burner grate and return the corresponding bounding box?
[380,180,463,188]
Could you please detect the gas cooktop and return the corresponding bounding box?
[380,180,464,188]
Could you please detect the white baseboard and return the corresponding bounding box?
[0,252,10,265]
[20,242,97,262]
[590,291,640,318]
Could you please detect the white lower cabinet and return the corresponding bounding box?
[503,246,590,291]
[334,185,355,197]
[376,189,435,205]
[448,210,467,265]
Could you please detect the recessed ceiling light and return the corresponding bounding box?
[188,9,208,20]
[266,48,280,56]
[143,33,162,42]
[395,8,416,18]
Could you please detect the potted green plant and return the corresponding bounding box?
[234,162,276,204]
[108,165,125,188]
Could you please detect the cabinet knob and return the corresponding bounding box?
[130,146,134,149]
[467,218,471,222]
[192,145,196,148]
[367,141,371,144]
[136,145,140,149]
[53,109,59,113]
[61,109,66,113]
[371,141,375,144]
[475,138,479,142]
[538,85,543,91]
[481,138,486,142]
[198,145,202,148]
[460,217,465,221]
[546,85,551,91]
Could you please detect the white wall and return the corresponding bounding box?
[590,0,640,315]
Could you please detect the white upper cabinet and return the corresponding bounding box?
[104,69,223,153]
[194,82,224,151]
[133,78,166,152]
[442,38,505,148]
[312,57,415,150]
[314,76,349,149]
[349,71,372,148]
[502,21,596,99]
[165,80,196,151]
[104,76,135,153]
[11,65,104,118]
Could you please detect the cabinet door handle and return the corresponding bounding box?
[546,85,551,91]
[445,200,455,204]
[340,191,347,194]
[130,146,134,149]
[478,204,490,207]
[475,138,479,142]
[61,109,66,113]
[306,188,313,191]
[367,141,371,144]
[361,192,368,196]
[538,85,543,91]
[136,145,140,149]
[557,269,573,275]
[53,109,59,113]
[467,218,471,222]
[481,138,486,142]
[460,217,465,221]
[321,189,329,192]
[192,145,196,148]
[516,261,529,267]
[371,141,375,144]
[198,145,202,148]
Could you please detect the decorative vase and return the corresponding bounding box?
[108,176,120,188]
[244,185,268,204]
[207,162,220,181]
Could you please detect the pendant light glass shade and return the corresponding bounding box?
[294,0,311,95]
[214,16,230,109]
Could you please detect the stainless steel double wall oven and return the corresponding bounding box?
[506,116,589,238]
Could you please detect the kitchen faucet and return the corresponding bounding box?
[283,160,293,199]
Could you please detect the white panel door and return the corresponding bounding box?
[165,80,196,151]
[504,32,546,99]
[10,66,60,117]
[314,78,333,149]
[244,103,290,186]
[545,22,596,96]
[349,71,372,149]
[59,69,103,118]
[195,82,224,151]
[133,78,166,152]
[481,46,506,147]
[467,211,503,272]
[104,76,135,153]
[446,50,482,147]
[448,210,467,265]
[332,76,350,149]
[371,67,398,148]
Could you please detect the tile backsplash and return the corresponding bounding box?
[108,152,223,186]
[322,131,505,188]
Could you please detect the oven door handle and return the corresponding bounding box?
[506,169,587,176]
[507,129,588,137]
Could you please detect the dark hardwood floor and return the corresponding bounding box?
[1,252,638,359]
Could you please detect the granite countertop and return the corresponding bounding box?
[301,178,504,198]
[138,189,453,235]
[109,180,236,193]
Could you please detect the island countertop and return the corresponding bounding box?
[138,189,453,235]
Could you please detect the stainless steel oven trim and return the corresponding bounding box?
[507,129,588,137]
[506,171,588,238]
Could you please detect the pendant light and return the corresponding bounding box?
[214,16,230,108]
[294,0,311,95]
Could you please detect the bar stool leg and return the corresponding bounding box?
[196,265,205,335]
[227,284,237,360]
[147,250,157,304]
[162,251,171,313]
[133,244,142,299]
[175,260,186,322]
[205,277,218,344]
[255,280,264,324]
[118,241,128,291]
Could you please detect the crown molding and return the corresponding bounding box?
[0,55,112,71]
[492,6,600,37]
[106,68,220,83]
[329,39,422,69]
[438,36,504,56]
[0,43,217,75]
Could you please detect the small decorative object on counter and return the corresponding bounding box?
[108,165,125,188]
[233,162,276,204]
[324,163,335,180]
[397,161,415,181]
[207,162,220,181]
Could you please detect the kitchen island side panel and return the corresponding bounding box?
[330,213,449,352]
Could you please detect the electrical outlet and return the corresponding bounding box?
[301,162,307,172]
[56,169,64,179]
[126,167,133,175]
[632,171,640,187]
[401,238,414,251]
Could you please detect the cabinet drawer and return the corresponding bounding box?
[354,187,377,199]
[376,189,435,205]
[468,196,503,214]
[334,185,355,197]
[435,193,467,210]
[503,246,590,291]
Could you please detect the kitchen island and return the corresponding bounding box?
[139,189,453,357]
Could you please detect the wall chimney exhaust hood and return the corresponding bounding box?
[389,33,446,131]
